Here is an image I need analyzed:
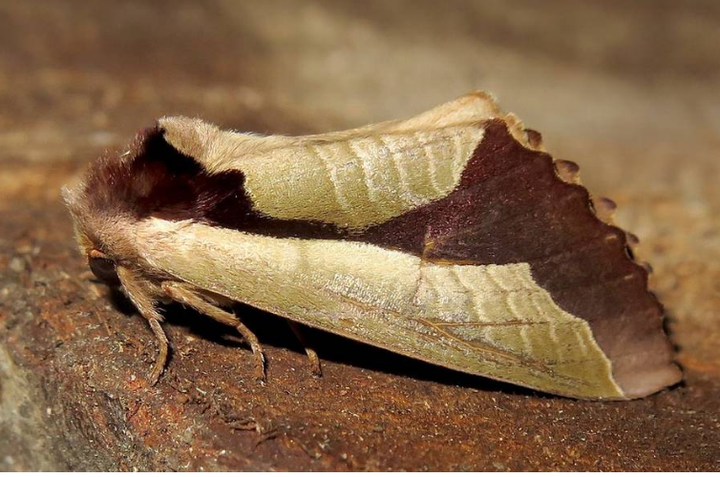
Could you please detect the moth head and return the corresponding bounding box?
[61,147,149,290]
[64,203,125,288]
[87,249,121,286]
[63,123,230,290]
[64,120,249,293]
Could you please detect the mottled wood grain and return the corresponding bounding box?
[1,0,718,470]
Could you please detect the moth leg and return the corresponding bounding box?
[285,320,322,377]
[116,266,169,385]
[161,282,266,380]
[147,318,169,385]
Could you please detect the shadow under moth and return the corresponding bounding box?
[63,91,681,400]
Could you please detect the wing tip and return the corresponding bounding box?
[616,361,684,400]
[487,115,683,398]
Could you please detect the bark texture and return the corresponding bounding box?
[1,0,719,470]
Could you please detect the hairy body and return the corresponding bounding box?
[63,92,681,399]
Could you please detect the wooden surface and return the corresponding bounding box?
[1,0,719,470]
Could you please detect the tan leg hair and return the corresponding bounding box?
[116,266,169,385]
[161,281,266,381]
[285,320,322,376]
[147,318,169,384]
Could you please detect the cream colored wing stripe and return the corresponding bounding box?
[416,131,446,196]
[305,143,351,215]
[140,220,623,398]
[196,125,485,230]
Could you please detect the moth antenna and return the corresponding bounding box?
[554,159,580,184]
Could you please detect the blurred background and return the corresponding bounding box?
[2,1,719,200]
[1,0,718,471]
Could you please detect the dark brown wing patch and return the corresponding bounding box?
[360,120,679,396]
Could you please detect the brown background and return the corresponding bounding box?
[1,0,718,471]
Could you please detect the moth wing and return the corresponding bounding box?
[138,219,626,400]
[358,120,682,399]
[145,92,679,399]
[158,92,539,230]
[160,90,514,157]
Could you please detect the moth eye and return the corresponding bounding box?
[88,254,121,286]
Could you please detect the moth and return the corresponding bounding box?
[63,91,681,399]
